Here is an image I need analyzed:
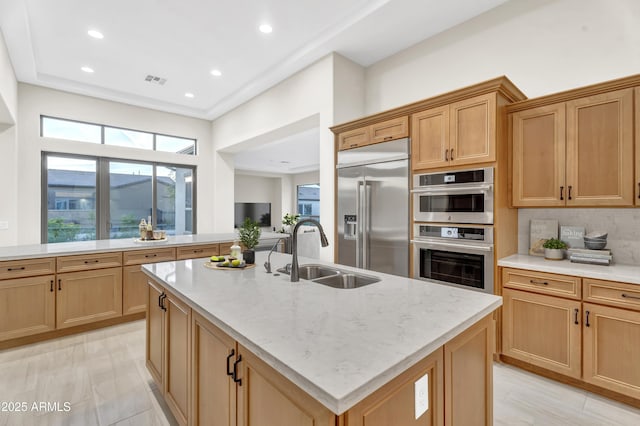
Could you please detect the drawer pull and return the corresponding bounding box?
[573,308,579,325]
[226,349,236,376]
[621,293,640,301]
[350,143,358,148]
[568,185,573,200]
[50,280,54,292]
[7,266,26,271]
[233,355,243,386]
[58,279,62,291]
[193,249,203,253]
[145,254,158,258]
[384,136,393,140]
[84,259,100,264]
[585,310,590,327]
[560,186,564,200]
[529,279,549,286]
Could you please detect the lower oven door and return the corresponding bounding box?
[412,239,494,294]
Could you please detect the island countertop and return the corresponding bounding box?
[142,251,502,414]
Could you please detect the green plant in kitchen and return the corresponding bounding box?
[542,238,568,250]
[282,213,300,227]
[238,217,261,264]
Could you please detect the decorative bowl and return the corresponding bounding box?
[584,240,607,250]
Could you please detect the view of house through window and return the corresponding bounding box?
[44,154,195,243]
[296,183,320,221]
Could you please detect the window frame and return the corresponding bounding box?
[296,183,320,221]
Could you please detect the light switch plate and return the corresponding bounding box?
[0,221,8,230]
[414,373,429,419]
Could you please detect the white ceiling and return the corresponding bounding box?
[0,0,510,174]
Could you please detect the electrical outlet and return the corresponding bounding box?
[414,373,429,419]
[0,221,8,230]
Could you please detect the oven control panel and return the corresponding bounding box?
[416,225,493,243]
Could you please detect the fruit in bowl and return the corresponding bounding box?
[210,255,225,262]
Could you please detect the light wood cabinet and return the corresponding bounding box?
[338,116,409,151]
[636,87,640,205]
[511,103,566,207]
[502,288,582,379]
[0,257,56,280]
[582,302,640,399]
[57,251,122,273]
[511,88,634,207]
[176,244,219,260]
[502,267,581,299]
[123,248,176,315]
[412,93,496,171]
[0,275,56,341]
[123,247,176,265]
[145,279,191,426]
[56,267,122,329]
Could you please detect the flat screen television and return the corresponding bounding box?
[234,202,271,228]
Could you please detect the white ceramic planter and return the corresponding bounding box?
[544,248,565,260]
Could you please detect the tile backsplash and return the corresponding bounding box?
[518,208,640,265]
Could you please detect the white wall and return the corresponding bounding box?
[0,29,17,125]
[15,84,214,245]
[365,0,640,114]
[234,174,282,230]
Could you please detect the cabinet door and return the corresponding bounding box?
[0,275,56,341]
[449,93,496,167]
[370,116,409,144]
[192,312,237,426]
[56,267,122,329]
[566,88,634,206]
[635,87,640,205]
[347,348,443,426]
[338,126,370,151]
[583,303,640,399]
[165,291,191,426]
[123,265,149,315]
[411,106,449,170]
[502,288,581,379]
[146,279,164,388]
[237,344,336,426]
[511,104,566,207]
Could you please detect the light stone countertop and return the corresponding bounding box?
[498,254,640,285]
[0,232,286,261]
[142,251,502,414]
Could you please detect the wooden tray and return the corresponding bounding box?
[204,262,256,271]
[133,237,168,243]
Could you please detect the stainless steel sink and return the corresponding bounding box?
[276,263,380,289]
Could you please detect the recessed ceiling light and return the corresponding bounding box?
[81,66,94,73]
[185,92,195,98]
[259,24,273,34]
[87,29,104,39]
[210,69,222,77]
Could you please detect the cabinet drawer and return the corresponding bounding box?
[584,278,640,311]
[370,116,408,144]
[123,247,176,265]
[57,252,123,273]
[502,268,581,299]
[176,244,219,260]
[0,257,56,280]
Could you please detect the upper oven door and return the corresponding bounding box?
[412,184,494,224]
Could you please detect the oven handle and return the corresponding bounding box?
[411,184,493,194]
[411,239,494,253]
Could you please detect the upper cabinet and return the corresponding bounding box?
[412,93,496,170]
[510,82,636,207]
[337,116,408,151]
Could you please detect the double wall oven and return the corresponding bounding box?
[412,167,494,293]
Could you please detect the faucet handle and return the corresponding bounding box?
[264,261,271,273]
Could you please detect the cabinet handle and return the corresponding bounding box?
[233,355,243,386]
[622,293,640,301]
[350,143,358,148]
[161,294,167,311]
[529,279,548,286]
[450,149,454,160]
[226,349,235,376]
[159,293,167,311]
[560,186,564,200]
[638,182,639,199]
[585,310,590,327]
[574,308,579,325]
[145,254,157,258]
[50,280,54,292]
[444,149,449,161]
[193,249,203,253]
[7,266,25,271]
[383,136,393,140]
[158,293,163,309]
[58,279,62,291]
[568,185,572,200]
[84,259,100,264]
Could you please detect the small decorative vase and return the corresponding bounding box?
[282,224,291,234]
[243,249,255,265]
[544,248,564,260]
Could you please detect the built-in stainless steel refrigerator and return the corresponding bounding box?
[336,138,409,277]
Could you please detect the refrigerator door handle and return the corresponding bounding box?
[356,181,363,268]
[364,182,372,269]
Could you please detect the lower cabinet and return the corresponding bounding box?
[146,279,191,426]
[56,267,123,329]
[123,265,151,315]
[583,302,640,400]
[0,275,56,341]
[502,288,582,379]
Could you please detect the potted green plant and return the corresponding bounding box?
[238,217,261,264]
[542,238,567,260]
[282,213,300,234]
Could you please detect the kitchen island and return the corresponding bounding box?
[142,251,502,425]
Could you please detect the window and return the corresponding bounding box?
[43,153,196,243]
[296,183,320,221]
[41,116,197,155]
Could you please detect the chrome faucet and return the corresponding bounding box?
[264,237,288,273]
[290,219,330,282]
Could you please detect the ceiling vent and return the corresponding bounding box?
[144,74,167,85]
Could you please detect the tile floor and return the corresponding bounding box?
[0,320,639,425]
